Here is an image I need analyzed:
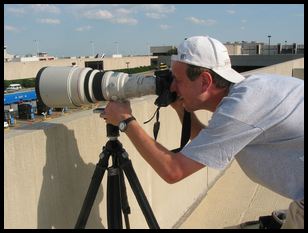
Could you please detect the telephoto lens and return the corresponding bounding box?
[35,66,157,108]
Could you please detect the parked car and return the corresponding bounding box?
[5,83,22,93]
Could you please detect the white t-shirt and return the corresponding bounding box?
[181,73,304,201]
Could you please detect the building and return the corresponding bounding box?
[37,52,56,61]
[4,45,14,62]
[11,55,39,62]
[225,41,304,55]
[112,54,123,58]
[5,46,56,63]
[225,42,242,55]
[150,46,177,56]
[4,56,157,81]
[151,42,304,57]
[150,46,177,68]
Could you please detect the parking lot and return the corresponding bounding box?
[4,105,98,132]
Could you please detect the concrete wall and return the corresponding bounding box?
[241,57,304,79]
[4,96,214,229]
[230,54,303,67]
[4,58,304,229]
[4,56,157,81]
[101,56,155,71]
[292,68,304,80]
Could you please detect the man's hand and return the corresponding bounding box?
[100,101,133,126]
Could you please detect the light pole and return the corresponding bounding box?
[268,35,271,55]
[284,40,287,53]
[90,41,94,57]
[34,40,39,56]
[114,42,119,54]
[146,42,150,56]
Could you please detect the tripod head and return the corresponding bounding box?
[106,124,120,139]
[93,108,120,139]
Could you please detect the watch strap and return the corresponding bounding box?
[124,116,136,125]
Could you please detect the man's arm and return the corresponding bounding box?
[125,120,205,184]
[102,100,205,183]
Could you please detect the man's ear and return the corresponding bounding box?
[200,71,213,92]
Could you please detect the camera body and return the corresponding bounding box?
[35,66,176,109]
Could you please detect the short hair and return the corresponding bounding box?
[186,64,231,89]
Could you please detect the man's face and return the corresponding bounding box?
[170,61,204,112]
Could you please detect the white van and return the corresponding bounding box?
[5,84,22,92]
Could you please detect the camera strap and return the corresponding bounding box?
[143,108,191,153]
[171,110,191,153]
[143,107,161,141]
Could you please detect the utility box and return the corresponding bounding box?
[4,109,15,126]
[18,103,35,120]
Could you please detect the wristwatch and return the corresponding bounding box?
[118,116,136,132]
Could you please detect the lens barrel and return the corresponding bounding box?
[35,66,156,108]
[36,66,98,108]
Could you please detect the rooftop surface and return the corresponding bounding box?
[177,160,292,229]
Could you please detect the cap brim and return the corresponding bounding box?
[212,67,245,83]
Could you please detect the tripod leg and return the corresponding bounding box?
[119,154,160,229]
[107,167,123,229]
[75,149,110,229]
[107,160,132,229]
[118,168,131,229]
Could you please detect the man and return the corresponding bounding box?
[101,36,304,228]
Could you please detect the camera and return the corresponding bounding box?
[35,66,177,109]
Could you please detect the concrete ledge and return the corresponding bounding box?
[241,57,304,78]
[292,68,304,80]
[179,160,292,229]
[4,96,216,229]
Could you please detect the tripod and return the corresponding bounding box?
[75,124,160,229]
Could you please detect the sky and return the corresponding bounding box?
[4,4,304,57]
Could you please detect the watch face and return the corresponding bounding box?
[119,122,126,131]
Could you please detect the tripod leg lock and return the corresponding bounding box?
[100,147,110,159]
[121,151,129,159]
[108,167,119,176]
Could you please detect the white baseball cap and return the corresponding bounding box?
[171,36,245,83]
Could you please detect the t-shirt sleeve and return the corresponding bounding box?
[180,113,263,170]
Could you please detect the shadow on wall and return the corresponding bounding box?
[37,123,105,229]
